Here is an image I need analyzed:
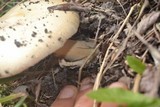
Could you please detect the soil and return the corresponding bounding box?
[0,0,160,107]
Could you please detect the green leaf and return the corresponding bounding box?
[0,93,26,103]
[126,55,146,75]
[88,88,160,107]
[14,96,27,107]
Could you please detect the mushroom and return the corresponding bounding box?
[55,39,96,67]
[54,40,95,61]
[0,0,79,78]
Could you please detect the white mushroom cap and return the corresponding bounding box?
[0,0,79,78]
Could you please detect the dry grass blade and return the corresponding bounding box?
[134,31,160,66]
[93,4,138,92]
[116,0,127,16]
[94,14,105,43]
[132,0,149,27]
[78,41,101,85]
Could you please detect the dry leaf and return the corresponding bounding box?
[140,65,160,97]
[137,11,160,34]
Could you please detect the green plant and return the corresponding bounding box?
[87,55,160,107]
[88,88,160,107]
[126,55,146,75]
[0,0,23,17]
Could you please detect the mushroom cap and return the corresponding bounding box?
[0,0,79,78]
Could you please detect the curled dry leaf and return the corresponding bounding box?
[140,65,160,97]
[0,0,79,78]
[137,11,160,34]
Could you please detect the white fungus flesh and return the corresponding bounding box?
[0,0,79,78]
